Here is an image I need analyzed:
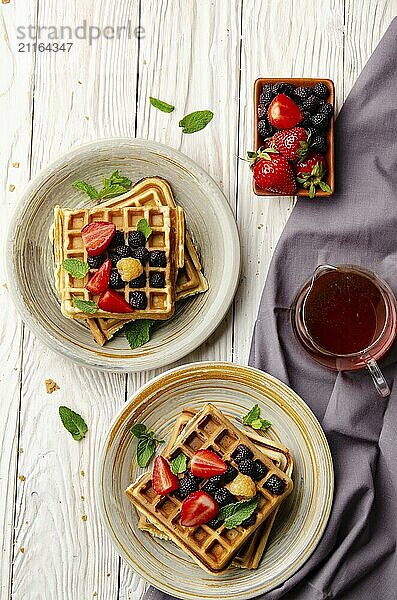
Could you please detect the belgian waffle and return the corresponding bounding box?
[53,204,177,320]
[126,404,293,574]
[137,408,293,570]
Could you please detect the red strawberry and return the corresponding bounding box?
[273,127,309,163]
[190,449,227,478]
[81,221,116,256]
[181,491,219,527]
[98,289,134,313]
[152,456,179,496]
[85,258,112,294]
[248,148,297,195]
[267,94,303,129]
[296,152,331,198]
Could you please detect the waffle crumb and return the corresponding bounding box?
[227,473,256,499]
[12,162,20,168]
[82,515,87,521]
[117,257,143,282]
[9,184,15,192]
[45,379,59,394]
[20,547,24,553]
[18,475,25,482]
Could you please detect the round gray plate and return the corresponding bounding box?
[6,139,240,372]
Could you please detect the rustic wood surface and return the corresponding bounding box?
[0,1,395,597]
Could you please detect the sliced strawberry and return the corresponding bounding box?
[152,456,179,496]
[98,289,134,313]
[86,258,112,294]
[181,491,219,527]
[267,93,303,129]
[190,449,227,479]
[81,221,116,256]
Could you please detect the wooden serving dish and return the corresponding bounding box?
[253,77,335,197]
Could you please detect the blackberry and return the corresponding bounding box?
[299,111,312,129]
[311,134,327,153]
[150,272,165,288]
[311,112,329,129]
[177,475,199,500]
[313,82,329,99]
[223,463,238,483]
[320,102,334,116]
[108,252,120,267]
[238,458,256,477]
[282,83,296,96]
[149,250,167,267]
[242,513,257,528]
[207,475,224,488]
[202,481,220,498]
[129,291,147,310]
[207,518,222,530]
[272,81,286,95]
[307,126,321,139]
[257,102,267,119]
[232,445,253,462]
[185,470,200,485]
[87,254,106,269]
[128,230,146,248]
[114,245,132,258]
[110,230,125,247]
[131,246,150,264]
[293,86,312,102]
[301,95,321,114]
[129,272,146,288]
[109,269,124,289]
[257,119,273,139]
[214,488,237,507]
[264,474,286,496]
[253,459,268,482]
[260,82,274,105]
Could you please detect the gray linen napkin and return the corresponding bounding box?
[143,17,397,600]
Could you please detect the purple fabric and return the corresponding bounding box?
[143,18,397,600]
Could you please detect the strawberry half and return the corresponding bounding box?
[85,258,112,294]
[248,148,297,195]
[152,456,179,496]
[181,491,219,527]
[190,449,227,479]
[81,221,116,256]
[267,94,303,129]
[296,152,332,198]
[98,289,134,313]
[273,127,309,163]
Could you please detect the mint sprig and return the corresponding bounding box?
[137,218,152,240]
[242,404,271,432]
[73,170,132,201]
[62,258,89,279]
[218,496,259,529]
[124,320,155,349]
[149,96,175,113]
[131,423,164,468]
[72,296,98,314]
[179,110,214,134]
[170,453,187,475]
[59,406,88,441]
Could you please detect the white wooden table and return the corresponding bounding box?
[1,1,395,598]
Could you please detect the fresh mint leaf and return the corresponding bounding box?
[170,453,187,475]
[72,180,100,199]
[99,184,130,200]
[179,110,214,134]
[149,96,175,113]
[124,320,154,349]
[218,496,259,529]
[131,423,147,438]
[108,170,132,188]
[62,258,89,279]
[59,406,88,441]
[242,405,260,425]
[137,218,152,240]
[72,296,98,314]
[137,437,157,468]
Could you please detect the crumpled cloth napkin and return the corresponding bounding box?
[143,17,397,600]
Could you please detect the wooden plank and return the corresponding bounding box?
[121,0,242,595]
[233,0,345,365]
[10,1,139,598]
[0,1,37,597]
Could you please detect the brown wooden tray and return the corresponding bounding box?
[253,77,335,197]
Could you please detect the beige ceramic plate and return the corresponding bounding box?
[6,138,240,372]
[98,362,334,600]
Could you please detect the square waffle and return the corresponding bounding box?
[137,408,293,570]
[125,404,293,574]
[53,203,177,320]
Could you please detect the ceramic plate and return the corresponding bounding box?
[98,362,334,600]
[6,139,240,372]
